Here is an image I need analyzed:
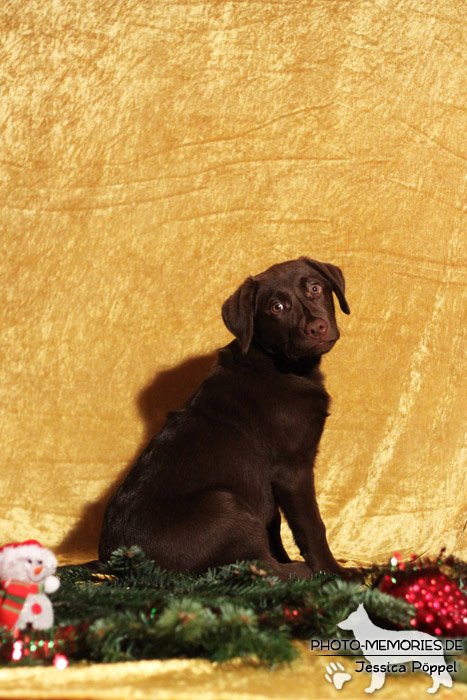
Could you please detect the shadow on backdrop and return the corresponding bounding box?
[57,351,218,560]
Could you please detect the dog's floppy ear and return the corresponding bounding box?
[221,277,257,353]
[300,256,350,315]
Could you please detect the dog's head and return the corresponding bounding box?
[337,603,368,631]
[222,257,350,359]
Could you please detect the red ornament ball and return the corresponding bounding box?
[380,569,467,636]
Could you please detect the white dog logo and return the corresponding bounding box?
[338,603,453,694]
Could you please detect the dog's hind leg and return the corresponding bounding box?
[127,490,314,579]
[365,670,386,693]
[427,670,453,694]
[184,492,313,579]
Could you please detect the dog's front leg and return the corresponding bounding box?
[272,470,342,574]
[365,670,386,693]
[267,510,292,563]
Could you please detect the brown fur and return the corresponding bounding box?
[99,257,351,579]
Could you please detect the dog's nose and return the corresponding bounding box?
[306,319,328,338]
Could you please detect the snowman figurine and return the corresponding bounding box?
[0,540,60,630]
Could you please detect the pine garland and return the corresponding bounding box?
[1,547,466,677]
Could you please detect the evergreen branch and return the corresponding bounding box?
[1,547,465,674]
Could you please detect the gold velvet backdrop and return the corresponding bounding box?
[1,0,466,697]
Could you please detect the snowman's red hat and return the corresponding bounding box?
[0,540,43,554]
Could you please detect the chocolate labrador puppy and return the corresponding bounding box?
[99,256,350,578]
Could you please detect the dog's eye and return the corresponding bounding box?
[270,302,284,314]
[310,284,322,295]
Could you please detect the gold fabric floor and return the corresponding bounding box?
[1,643,466,700]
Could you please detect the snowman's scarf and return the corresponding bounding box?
[0,579,44,630]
